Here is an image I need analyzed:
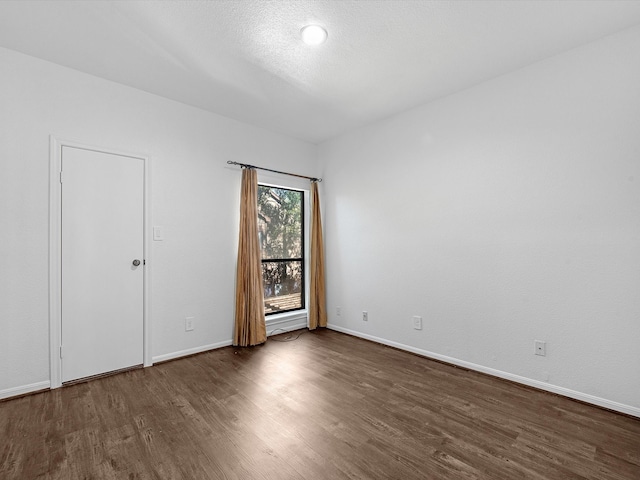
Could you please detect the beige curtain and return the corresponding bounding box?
[309,181,327,330]
[233,168,267,346]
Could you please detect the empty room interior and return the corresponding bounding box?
[1,1,639,479]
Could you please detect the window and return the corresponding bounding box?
[257,185,304,315]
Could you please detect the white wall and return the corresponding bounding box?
[318,26,640,415]
[0,47,317,397]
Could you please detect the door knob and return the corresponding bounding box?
[132,259,141,266]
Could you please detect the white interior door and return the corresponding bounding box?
[61,146,144,383]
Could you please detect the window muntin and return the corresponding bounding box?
[257,185,304,315]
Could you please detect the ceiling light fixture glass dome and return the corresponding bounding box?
[301,24,328,45]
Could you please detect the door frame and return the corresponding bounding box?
[48,136,152,389]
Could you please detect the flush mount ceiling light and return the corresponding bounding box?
[301,24,328,46]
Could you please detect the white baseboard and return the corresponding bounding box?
[267,321,307,336]
[151,322,307,365]
[327,324,640,418]
[0,380,50,400]
[152,340,233,364]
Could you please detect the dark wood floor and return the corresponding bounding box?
[1,329,639,479]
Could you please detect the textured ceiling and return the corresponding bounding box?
[1,1,640,143]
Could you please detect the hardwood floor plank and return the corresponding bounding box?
[1,329,639,479]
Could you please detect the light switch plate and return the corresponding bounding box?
[153,226,164,241]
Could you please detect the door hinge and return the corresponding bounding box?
[59,171,63,184]
[59,346,63,359]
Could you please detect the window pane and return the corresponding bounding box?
[262,260,303,314]
[258,185,304,316]
[257,187,302,260]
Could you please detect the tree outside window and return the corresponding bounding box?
[257,185,304,315]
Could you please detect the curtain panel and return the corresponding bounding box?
[309,181,327,330]
[233,168,267,346]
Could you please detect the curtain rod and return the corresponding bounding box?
[227,161,322,182]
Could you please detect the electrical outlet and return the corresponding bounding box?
[413,316,422,330]
[362,311,368,322]
[336,306,341,316]
[185,317,194,331]
[534,340,546,356]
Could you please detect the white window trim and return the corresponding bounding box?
[258,181,310,329]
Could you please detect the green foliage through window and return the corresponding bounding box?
[257,185,304,315]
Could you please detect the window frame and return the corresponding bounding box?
[257,183,306,316]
